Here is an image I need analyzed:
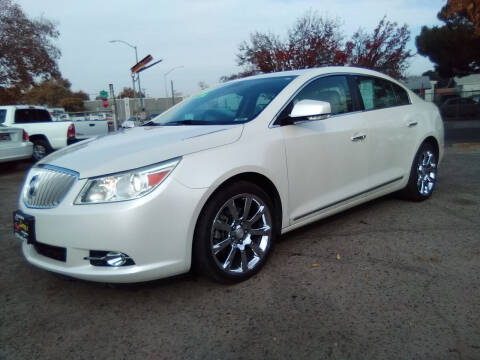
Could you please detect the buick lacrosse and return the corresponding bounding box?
[14,67,444,283]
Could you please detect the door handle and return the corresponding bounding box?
[407,121,418,127]
[89,123,95,127]
[351,134,366,142]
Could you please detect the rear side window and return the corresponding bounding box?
[14,109,52,123]
[0,110,6,123]
[355,76,397,110]
[391,83,410,105]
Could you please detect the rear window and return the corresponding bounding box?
[15,109,52,123]
[0,110,6,123]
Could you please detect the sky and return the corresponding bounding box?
[18,0,446,99]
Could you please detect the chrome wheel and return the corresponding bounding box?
[416,150,437,196]
[210,193,272,275]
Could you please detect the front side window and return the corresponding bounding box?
[152,76,296,125]
[293,75,353,115]
[0,110,6,123]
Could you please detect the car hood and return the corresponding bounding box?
[39,125,244,178]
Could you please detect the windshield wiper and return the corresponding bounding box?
[162,120,212,126]
[141,121,155,126]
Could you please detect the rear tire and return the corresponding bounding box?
[193,181,278,283]
[399,142,438,201]
[32,139,52,161]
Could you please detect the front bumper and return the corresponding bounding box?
[18,175,207,283]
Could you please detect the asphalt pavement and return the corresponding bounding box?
[0,122,479,360]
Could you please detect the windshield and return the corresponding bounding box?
[151,76,296,126]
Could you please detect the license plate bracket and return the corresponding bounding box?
[13,210,35,244]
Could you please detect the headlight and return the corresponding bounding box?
[74,158,180,204]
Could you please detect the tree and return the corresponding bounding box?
[21,78,89,111]
[416,6,480,77]
[440,0,480,34]
[227,13,412,80]
[340,17,413,79]
[117,87,144,98]
[422,70,455,88]
[219,68,258,82]
[59,96,87,112]
[0,0,61,89]
[287,13,343,70]
[236,12,343,74]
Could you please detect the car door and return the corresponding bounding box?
[353,76,416,189]
[278,75,370,223]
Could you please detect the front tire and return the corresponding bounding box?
[193,181,278,283]
[399,142,438,201]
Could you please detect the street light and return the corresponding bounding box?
[109,39,144,107]
[164,66,184,98]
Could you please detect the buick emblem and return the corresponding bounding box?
[28,175,40,197]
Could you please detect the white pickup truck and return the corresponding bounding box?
[0,105,76,161]
[69,113,111,140]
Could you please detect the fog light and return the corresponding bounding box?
[84,250,135,267]
[105,252,127,267]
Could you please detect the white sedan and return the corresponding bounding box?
[0,125,33,163]
[14,67,444,283]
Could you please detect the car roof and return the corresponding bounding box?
[244,66,392,80]
[0,105,48,110]
[232,66,409,90]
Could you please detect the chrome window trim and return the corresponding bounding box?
[269,72,413,128]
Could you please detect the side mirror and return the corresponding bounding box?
[290,99,332,121]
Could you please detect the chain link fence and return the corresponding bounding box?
[82,97,182,124]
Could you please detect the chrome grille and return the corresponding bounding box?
[23,166,77,209]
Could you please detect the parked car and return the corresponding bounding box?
[14,67,444,284]
[440,96,480,119]
[121,117,137,128]
[47,107,68,121]
[0,105,76,160]
[0,125,33,163]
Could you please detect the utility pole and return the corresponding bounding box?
[131,73,136,119]
[109,39,144,108]
[164,66,184,99]
[109,83,119,131]
[171,80,175,106]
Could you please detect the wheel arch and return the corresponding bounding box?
[28,134,51,147]
[191,171,283,261]
[195,171,283,231]
[422,136,440,158]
